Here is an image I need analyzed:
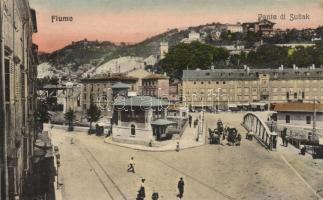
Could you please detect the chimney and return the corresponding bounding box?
[312,64,315,70]
[164,72,167,76]
[293,64,297,70]
[280,64,284,71]
[247,67,250,74]
[211,65,215,70]
[243,65,247,70]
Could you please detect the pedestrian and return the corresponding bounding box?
[188,115,192,128]
[176,142,180,152]
[177,177,185,199]
[127,157,135,173]
[283,128,288,146]
[137,178,146,200]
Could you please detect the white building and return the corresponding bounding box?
[225,23,243,33]
[181,31,202,44]
[160,42,169,59]
[274,102,323,137]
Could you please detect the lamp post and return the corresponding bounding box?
[217,88,221,111]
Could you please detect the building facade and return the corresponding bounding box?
[0,0,38,199]
[142,74,169,98]
[80,73,138,114]
[112,95,173,145]
[182,67,323,110]
[274,103,323,137]
[225,23,243,33]
[242,19,275,36]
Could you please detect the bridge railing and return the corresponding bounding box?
[242,112,278,151]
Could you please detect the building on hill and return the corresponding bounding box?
[0,1,39,199]
[142,73,170,98]
[274,102,323,140]
[225,23,243,33]
[242,19,275,36]
[182,66,323,111]
[181,31,202,44]
[159,42,169,60]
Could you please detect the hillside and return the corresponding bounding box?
[38,23,323,80]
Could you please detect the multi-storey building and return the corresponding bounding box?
[141,73,169,98]
[80,73,138,114]
[0,0,38,199]
[182,67,323,110]
[242,19,275,36]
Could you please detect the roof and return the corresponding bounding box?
[274,103,323,113]
[182,68,323,81]
[151,119,176,126]
[143,74,169,80]
[81,73,138,83]
[111,82,131,89]
[114,96,169,107]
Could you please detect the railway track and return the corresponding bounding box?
[76,143,128,200]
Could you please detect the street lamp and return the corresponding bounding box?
[217,88,221,111]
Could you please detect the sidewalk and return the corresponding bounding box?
[104,125,205,152]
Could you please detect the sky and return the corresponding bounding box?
[29,0,323,52]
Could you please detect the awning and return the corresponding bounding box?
[151,119,177,126]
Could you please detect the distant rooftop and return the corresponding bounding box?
[114,96,169,107]
[111,82,131,89]
[143,73,169,80]
[274,103,323,113]
[81,73,138,83]
[182,67,323,81]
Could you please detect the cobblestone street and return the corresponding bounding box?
[51,112,323,200]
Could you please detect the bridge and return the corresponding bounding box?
[242,112,278,151]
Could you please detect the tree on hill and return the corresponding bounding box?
[245,44,289,68]
[85,103,101,133]
[160,41,229,80]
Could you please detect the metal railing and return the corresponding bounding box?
[242,112,277,151]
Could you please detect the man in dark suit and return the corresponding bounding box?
[177,177,185,199]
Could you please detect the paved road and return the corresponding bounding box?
[51,112,323,200]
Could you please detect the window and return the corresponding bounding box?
[306,116,311,124]
[208,81,211,84]
[286,115,290,123]
[294,93,297,99]
[131,124,136,135]
[201,82,204,85]
[223,81,226,84]
[216,81,219,84]
[194,81,196,85]
[286,92,289,100]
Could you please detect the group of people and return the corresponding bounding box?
[128,157,185,200]
[209,120,242,146]
[226,127,242,146]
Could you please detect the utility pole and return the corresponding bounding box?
[217,88,221,111]
[313,97,318,137]
[0,0,9,198]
